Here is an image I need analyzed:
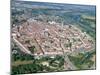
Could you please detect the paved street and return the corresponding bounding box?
[12,37,32,55]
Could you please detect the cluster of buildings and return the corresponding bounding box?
[12,18,94,56]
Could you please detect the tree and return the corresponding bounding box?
[28,46,35,53]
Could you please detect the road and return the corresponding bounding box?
[63,53,77,70]
[12,37,32,55]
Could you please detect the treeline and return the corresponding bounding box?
[11,62,51,75]
[12,52,34,61]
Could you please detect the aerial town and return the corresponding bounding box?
[12,17,94,56]
[11,0,96,74]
